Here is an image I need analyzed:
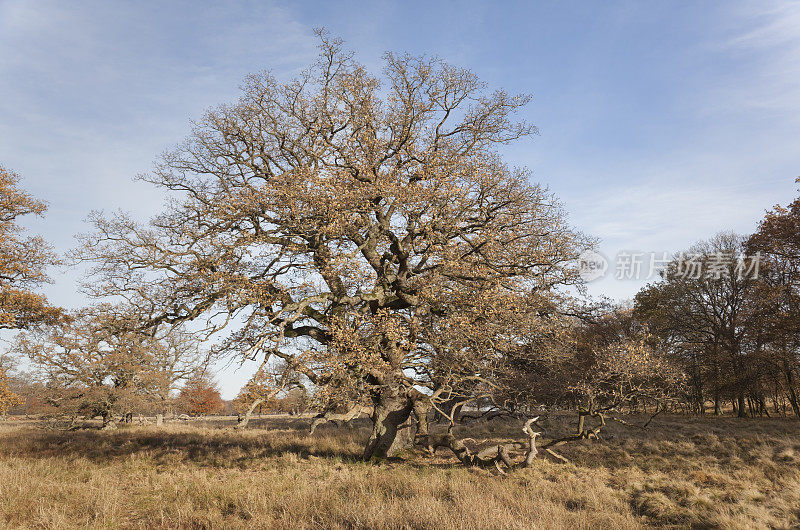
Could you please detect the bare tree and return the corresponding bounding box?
[635,233,762,417]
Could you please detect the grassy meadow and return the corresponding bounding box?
[0,413,798,529]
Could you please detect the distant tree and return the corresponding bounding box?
[495,305,685,453]
[0,355,23,416]
[232,388,277,416]
[747,180,800,417]
[221,399,238,416]
[177,373,224,416]
[233,368,275,413]
[635,233,763,417]
[232,369,278,421]
[574,328,685,416]
[233,360,303,428]
[0,165,61,330]
[278,386,308,415]
[14,305,209,426]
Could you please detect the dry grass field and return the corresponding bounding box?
[0,413,798,529]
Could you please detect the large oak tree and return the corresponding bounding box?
[76,33,590,459]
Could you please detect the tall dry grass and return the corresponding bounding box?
[0,413,798,529]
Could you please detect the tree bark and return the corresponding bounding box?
[737,394,747,418]
[785,369,800,419]
[362,385,414,460]
[788,389,800,419]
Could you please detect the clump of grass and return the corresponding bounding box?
[0,413,798,529]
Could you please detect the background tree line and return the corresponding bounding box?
[635,191,800,418]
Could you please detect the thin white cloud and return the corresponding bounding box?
[702,1,800,115]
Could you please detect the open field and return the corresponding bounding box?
[0,414,798,529]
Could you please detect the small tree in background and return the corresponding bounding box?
[14,305,209,426]
[233,387,278,416]
[278,386,309,415]
[233,368,276,413]
[492,305,686,462]
[177,373,224,416]
[0,359,23,417]
[233,361,304,428]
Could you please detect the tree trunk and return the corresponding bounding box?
[737,394,747,418]
[787,386,800,419]
[363,385,414,460]
[101,413,116,430]
[156,414,164,427]
[785,370,800,419]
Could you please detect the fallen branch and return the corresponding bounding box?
[544,448,570,463]
[310,403,372,434]
[423,416,542,473]
[610,407,664,430]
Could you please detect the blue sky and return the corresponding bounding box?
[2,1,799,396]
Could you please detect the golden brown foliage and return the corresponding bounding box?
[747,183,800,417]
[14,306,210,422]
[0,366,22,416]
[496,306,685,416]
[0,165,60,329]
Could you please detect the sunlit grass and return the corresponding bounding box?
[0,413,798,529]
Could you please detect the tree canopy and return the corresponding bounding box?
[76,32,591,458]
